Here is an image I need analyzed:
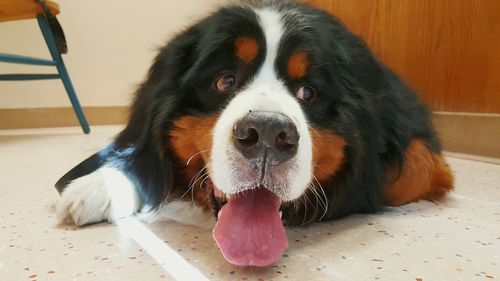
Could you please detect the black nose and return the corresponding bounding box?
[233,111,299,166]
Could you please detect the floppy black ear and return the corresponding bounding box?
[117,27,201,148]
[114,31,202,207]
[299,10,439,220]
[56,28,202,208]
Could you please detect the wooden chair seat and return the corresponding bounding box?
[0,0,59,23]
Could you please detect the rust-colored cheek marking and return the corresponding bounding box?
[170,115,216,163]
[384,139,454,206]
[235,37,258,64]
[288,52,309,79]
[169,115,218,210]
[311,128,347,183]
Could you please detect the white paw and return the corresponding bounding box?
[56,166,140,226]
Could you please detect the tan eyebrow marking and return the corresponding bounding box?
[287,52,309,79]
[235,37,258,64]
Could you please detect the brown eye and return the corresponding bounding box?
[215,74,236,92]
[295,86,316,103]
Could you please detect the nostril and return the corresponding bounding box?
[237,127,259,147]
[275,131,296,151]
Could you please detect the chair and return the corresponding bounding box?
[0,0,90,133]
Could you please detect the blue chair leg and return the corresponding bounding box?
[36,13,90,134]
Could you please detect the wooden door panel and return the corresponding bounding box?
[304,0,500,113]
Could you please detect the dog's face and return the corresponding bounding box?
[211,8,314,202]
[167,3,360,198]
[131,1,381,267]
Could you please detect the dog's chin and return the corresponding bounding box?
[205,180,287,224]
[203,158,301,267]
[206,180,289,267]
[205,150,310,267]
[206,159,300,220]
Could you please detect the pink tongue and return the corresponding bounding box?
[213,188,288,267]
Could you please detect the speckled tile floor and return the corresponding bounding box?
[0,126,499,281]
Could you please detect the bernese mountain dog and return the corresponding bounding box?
[54,0,454,267]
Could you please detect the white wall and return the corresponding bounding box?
[0,0,227,109]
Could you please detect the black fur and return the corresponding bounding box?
[56,1,440,225]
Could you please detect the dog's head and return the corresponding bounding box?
[119,1,382,267]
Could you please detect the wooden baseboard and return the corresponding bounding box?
[0,106,128,130]
[433,112,500,159]
[1,107,499,158]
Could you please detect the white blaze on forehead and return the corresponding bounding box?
[253,8,284,82]
[210,7,313,201]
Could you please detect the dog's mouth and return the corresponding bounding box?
[204,179,288,267]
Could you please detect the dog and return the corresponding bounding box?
[54,0,454,267]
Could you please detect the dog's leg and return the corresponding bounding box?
[56,166,140,226]
[383,139,454,206]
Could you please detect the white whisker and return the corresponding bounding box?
[186,149,210,166]
[311,174,329,221]
[305,186,320,225]
[180,166,208,200]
